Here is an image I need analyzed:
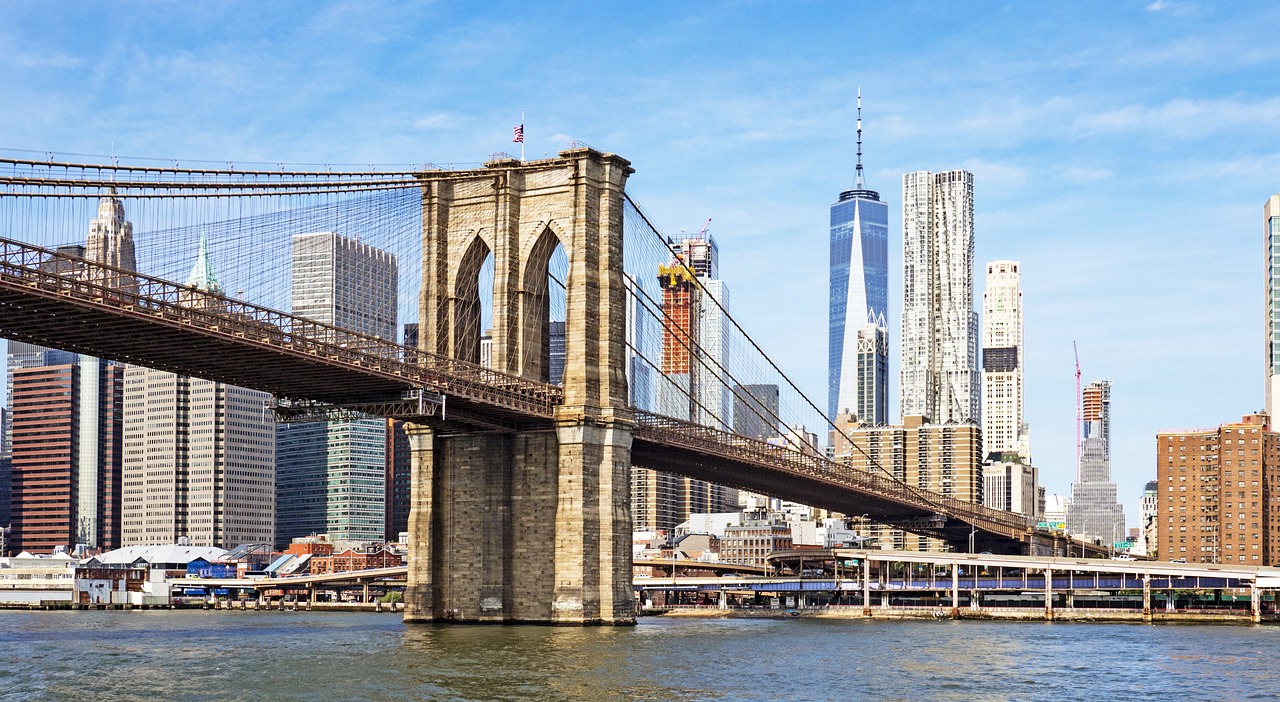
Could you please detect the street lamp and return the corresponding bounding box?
[969,523,976,554]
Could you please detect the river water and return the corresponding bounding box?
[2,611,1278,701]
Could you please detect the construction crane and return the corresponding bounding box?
[1074,341,1082,480]
[697,218,711,237]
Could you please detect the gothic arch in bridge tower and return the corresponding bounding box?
[517,223,566,384]
[451,232,492,365]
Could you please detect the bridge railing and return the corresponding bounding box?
[0,236,563,417]
[634,411,1031,538]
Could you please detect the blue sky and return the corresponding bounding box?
[4,1,1280,523]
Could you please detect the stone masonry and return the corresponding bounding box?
[404,148,635,625]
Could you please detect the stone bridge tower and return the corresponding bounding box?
[403,147,635,625]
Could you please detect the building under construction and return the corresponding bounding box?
[632,231,738,534]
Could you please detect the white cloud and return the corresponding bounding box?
[412,113,459,130]
[1073,96,1280,138]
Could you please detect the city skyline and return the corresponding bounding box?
[4,2,1280,523]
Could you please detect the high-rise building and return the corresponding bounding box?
[900,170,979,425]
[829,92,889,424]
[832,413,983,551]
[277,232,397,547]
[634,233,737,533]
[1066,380,1126,544]
[1266,194,1280,420]
[1156,413,1280,565]
[290,232,397,340]
[84,188,136,289]
[276,418,387,548]
[982,261,1025,457]
[625,274,654,412]
[121,242,275,548]
[732,384,780,441]
[384,419,412,542]
[3,190,134,555]
[9,362,123,554]
[121,367,276,548]
[982,460,1039,517]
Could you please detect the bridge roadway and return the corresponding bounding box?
[0,236,1032,546]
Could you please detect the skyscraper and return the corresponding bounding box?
[276,232,398,547]
[1066,380,1126,543]
[900,170,979,425]
[1266,194,1280,420]
[732,384,780,441]
[829,92,889,423]
[84,188,136,289]
[3,190,134,554]
[290,232,398,340]
[121,241,276,548]
[633,232,737,533]
[982,260,1025,457]
[9,362,123,553]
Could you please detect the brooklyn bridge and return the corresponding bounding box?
[0,147,1053,625]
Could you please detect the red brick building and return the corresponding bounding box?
[310,545,405,574]
[1156,413,1280,565]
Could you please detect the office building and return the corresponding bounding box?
[732,384,780,441]
[982,261,1026,457]
[1156,413,1280,565]
[1066,380,1126,544]
[84,188,137,289]
[3,191,135,554]
[832,413,983,551]
[829,92,889,424]
[121,241,275,548]
[290,232,397,340]
[900,169,979,425]
[384,419,412,542]
[982,459,1039,517]
[277,232,397,547]
[276,418,387,548]
[9,362,123,554]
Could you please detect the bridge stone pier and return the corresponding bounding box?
[403,148,636,625]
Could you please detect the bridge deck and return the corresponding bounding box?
[0,236,1033,546]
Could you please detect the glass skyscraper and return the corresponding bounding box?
[828,93,889,423]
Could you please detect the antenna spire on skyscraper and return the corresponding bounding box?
[855,87,864,190]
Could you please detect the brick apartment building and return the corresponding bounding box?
[1155,413,1280,565]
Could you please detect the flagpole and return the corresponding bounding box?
[520,110,525,161]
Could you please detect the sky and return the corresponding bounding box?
[4,1,1280,525]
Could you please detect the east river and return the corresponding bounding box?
[3,611,1278,701]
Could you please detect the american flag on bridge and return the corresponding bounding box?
[513,123,524,143]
